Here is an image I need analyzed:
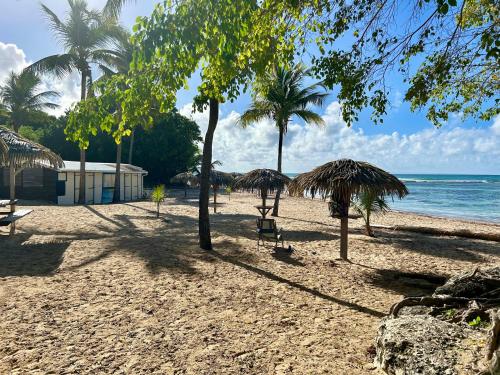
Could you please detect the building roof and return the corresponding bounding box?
[59,161,147,175]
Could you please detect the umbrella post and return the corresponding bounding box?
[9,162,15,200]
[340,216,348,260]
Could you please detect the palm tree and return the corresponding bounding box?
[239,64,327,217]
[29,0,123,204]
[96,28,134,203]
[0,70,59,133]
[351,191,390,237]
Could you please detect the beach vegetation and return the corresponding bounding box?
[239,64,327,217]
[278,0,499,126]
[29,0,124,204]
[129,0,291,249]
[0,70,59,133]
[351,191,390,237]
[151,184,166,218]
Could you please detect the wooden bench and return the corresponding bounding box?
[0,199,31,235]
[0,209,33,227]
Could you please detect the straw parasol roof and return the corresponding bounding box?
[289,159,408,200]
[234,168,291,194]
[209,170,234,187]
[0,126,63,169]
[0,137,7,165]
[170,171,198,186]
[289,159,407,260]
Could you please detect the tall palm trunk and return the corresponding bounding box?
[272,123,284,217]
[128,128,135,165]
[77,71,87,204]
[113,142,122,203]
[199,98,219,250]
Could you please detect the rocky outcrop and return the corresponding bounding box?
[375,267,500,375]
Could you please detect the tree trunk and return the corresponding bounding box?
[199,99,219,250]
[128,128,135,165]
[113,141,122,203]
[272,125,284,217]
[77,71,87,205]
[365,213,374,237]
[340,216,348,260]
[9,162,15,200]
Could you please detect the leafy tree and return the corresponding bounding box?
[130,110,202,185]
[239,64,327,216]
[95,29,138,202]
[351,191,389,237]
[0,70,59,133]
[285,0,499,126]
[30,0,122,204]
[131,0,291,250]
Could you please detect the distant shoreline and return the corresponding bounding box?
[390,208,500,226]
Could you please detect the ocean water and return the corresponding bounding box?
[286,173,500,223]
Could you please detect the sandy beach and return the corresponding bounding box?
[1,191,499,374]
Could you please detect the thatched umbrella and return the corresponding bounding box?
[289,159,408,260]
[170,171,198,197]
[233,169,291,217]
[0,126,63,200]
[209,170,234,213]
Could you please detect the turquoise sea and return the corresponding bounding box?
[286,174,500,223]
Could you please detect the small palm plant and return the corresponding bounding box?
[351,191,390,237]
[225,186,232,201]
[151,184,166,218]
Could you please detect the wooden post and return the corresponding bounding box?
[9,200,16,236]
[340,216,348,260]
[213,185,217,213]
[9,162,15,201]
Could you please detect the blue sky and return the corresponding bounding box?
[0,0,499,174]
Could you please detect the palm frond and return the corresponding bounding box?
[28,54,76,78]
[292,110,325,126]
[103,0,134,19]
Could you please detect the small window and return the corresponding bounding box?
[56,181,66,196]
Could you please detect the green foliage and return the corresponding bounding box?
[286,0,499,126]
[0,70,59,132]
[131,110,202,185]
[467,316,482,327]
[444,308,457,319]
[351,190,390,236]
[240,64,327,133]
[151,184,166,217]
[129,0,294,112]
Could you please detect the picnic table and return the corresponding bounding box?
[0,199,32,235]
[255,205,274,218]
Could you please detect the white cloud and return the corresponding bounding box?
[0,42,28,82]
[0,41,80,117]
[181,102,500,174]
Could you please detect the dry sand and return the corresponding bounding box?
[1,192,499,374]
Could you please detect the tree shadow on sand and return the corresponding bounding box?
[0,234,70,277]
[363,268,448,297]
[208,246,385,318]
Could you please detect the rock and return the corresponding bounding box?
[434,267,500,298]
[375,267,500,375]
[375,315,483,374]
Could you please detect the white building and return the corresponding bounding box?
[57,161,147,205]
